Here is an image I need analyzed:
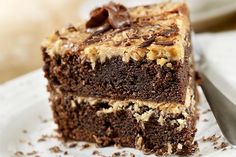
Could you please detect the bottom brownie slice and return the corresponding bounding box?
[49,83,198,156]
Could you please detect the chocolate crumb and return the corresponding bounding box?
[81,143,90,150]
[112,152,120,157]
[26,150,37,156]
[42,119,48,123]
[220,142,229,148]
[49,146,62,153]
[201,134,221,142]
[92,150,106,157]
[22,129,27,134]
[64,151,68,155]
[112,151,130,157]
[130,152,135,157]
[214,142,229,150]
[203,119,209,122]
[14,151,24,156]
[37,137,46,142]
[213,141,218,146]
[201,134,230,151]
[138,35,156,48]
[27,142,33,146]
[38,116,51,123]
[202,109,211,114]
[92,150,100,155]
[68,143,77,148]
[37,134,52,142]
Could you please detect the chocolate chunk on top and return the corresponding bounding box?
[86,2,131,34]
[138,35,156,48]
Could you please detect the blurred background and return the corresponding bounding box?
[1,0,236,83]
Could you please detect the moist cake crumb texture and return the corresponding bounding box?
[42,1,199,156]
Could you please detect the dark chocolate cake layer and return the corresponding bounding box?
[49,81,197,156]
[43,46,190,103]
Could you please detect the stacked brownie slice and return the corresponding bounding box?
[42,2,198,155]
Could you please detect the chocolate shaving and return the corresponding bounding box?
[158,24,179,37]
[59,36,68,40]
[138,35,156,48]
[86,2,130,34]
[112,26,130,34]
[86,36,102,45]
[155,40,174,46]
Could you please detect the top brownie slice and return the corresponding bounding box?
[42,2,191,103]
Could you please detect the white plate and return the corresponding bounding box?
[0,70,236,157]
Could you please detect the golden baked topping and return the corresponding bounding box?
[42,2,190,68]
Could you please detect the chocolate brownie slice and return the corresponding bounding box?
[42,2,198,155]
